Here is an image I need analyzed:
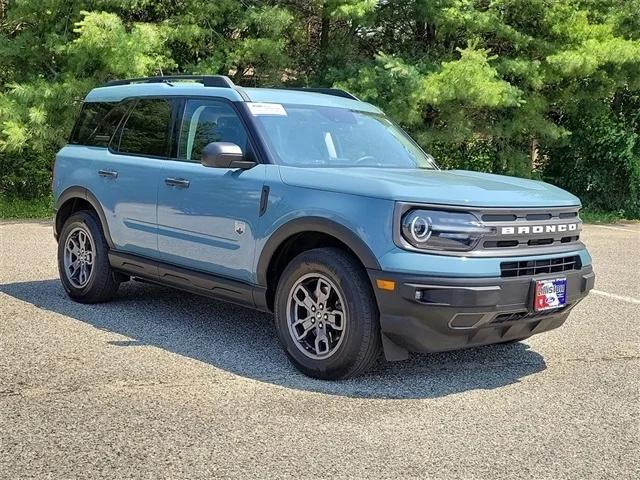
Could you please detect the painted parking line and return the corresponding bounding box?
[591,289,640,305]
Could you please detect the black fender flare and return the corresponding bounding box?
[54,186,114,247]
[255,216,381,286]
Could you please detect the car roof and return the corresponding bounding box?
[84,82,383,114]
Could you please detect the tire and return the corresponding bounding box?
[274,247,381,380]
[57,210,120,303]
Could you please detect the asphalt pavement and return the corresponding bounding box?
[0,220,638,479]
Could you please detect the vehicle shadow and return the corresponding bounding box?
[0,279,547,399]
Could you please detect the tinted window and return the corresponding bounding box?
[177,99,249,161]
[69,102,128,147]
[117,98,173,157]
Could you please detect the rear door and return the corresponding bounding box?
[95,97,174,259]
[156,98,265,283]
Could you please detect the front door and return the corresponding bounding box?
[157,98,265,284]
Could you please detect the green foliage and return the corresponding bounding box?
[0,194,53,219]
[168,1,294,84]
[328,0,378,19]
[335,54,424,126]
[66,11,176,78]
[579,209,632,225]
[422,45,523,108]
[0,78,91,197]
[0,0,639,217]
[543,89,640,218]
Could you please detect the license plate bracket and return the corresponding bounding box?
[533,278,567,312]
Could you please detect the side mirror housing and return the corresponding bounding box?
[201,142,256,169]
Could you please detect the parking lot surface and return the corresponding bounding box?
[0,221,638,479]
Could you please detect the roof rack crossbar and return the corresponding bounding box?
[283,87,360,101]
[103,75,236,88]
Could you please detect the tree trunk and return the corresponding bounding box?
[530,137,539,172]
[320,2,330,54]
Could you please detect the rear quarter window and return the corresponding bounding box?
[69,102,129,147]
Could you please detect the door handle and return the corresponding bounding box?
[165,177,190,188]
[98,169,118,178]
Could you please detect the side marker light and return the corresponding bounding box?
[376,279,396,291]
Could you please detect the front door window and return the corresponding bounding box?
[177,100,249,162]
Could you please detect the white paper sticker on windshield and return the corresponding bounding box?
[247,102,287,116]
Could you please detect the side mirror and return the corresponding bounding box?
[201,142,256,169]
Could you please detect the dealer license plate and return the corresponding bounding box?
[534,278,567,311]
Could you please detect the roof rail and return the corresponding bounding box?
[283,87,360,101]
[102,75,236,88]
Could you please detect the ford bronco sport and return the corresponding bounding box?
[53,75,595,379]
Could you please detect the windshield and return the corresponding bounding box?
[251,104,437,169]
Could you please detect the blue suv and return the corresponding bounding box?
[53,75,595,379]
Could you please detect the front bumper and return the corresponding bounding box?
[368,265,595,360]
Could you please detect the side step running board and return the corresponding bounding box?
[108,251,269,312]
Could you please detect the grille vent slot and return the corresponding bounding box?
[528,238,554,246]
[526,213,552,221]
[482,214,517,222]
[483,240,519,248]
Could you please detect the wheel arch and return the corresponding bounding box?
[256,217,381,310]
[55,186,113,247]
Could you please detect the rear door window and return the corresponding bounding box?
[116,98,173,157]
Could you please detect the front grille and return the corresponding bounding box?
[478,207,582,252]
[500,255,581,278]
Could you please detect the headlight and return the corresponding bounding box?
[401,209,493,251]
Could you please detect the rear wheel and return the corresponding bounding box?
[57,210,120,303]
[274,248,381,379]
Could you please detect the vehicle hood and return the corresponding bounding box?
[278,167,581,208]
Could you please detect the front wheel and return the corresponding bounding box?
[274,248,381,380]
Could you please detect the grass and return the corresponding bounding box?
[0,195,53,219]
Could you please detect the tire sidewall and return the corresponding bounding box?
[57,212,108,298]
